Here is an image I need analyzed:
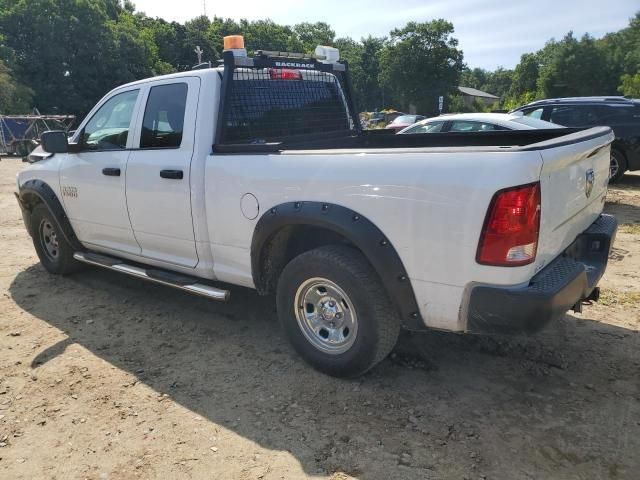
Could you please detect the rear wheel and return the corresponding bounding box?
[276,245,401,377]
[30,203,82,275]
[609,149,627,183]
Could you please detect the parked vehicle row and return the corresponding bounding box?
[383,96,639,182]
[397,113,560,134]
[511,96,640,182]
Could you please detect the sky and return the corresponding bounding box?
[132,0,638,70]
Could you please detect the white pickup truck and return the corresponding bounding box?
[16,41,617,377]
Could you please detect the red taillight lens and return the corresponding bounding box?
[477,182,541,266]
[269,68,302,80]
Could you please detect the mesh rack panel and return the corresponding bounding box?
[216,51,360,147]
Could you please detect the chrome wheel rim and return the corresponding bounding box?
[610,153,620,180]
[294,277,358,355]
[39,219,59,261]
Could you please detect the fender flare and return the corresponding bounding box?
[18,179,84,252]
[251,201,424,330]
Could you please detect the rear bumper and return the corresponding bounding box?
[467,214,617,335]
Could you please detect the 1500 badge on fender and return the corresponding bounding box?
[62,186,78,198]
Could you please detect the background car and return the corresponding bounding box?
[511,97,640,182]
[385,114,426,132]
[398,112,561,135]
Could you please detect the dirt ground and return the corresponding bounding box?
[0,156,638,480]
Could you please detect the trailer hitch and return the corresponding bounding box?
[571,287,601,313]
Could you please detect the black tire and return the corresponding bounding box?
[609,149,627,183]
[30,203,82,275]
[276,245,401,377]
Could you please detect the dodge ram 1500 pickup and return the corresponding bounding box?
[16,38,617,377]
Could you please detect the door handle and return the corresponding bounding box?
[102,167,121,176]
[160,169,183,180]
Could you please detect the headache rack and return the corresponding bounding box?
[214,50,360,153]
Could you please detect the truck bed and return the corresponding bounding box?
[214,127,610,153]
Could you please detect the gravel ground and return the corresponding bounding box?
[0,156,639,480]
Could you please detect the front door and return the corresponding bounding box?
[59,88,142,255]
[125,78,200,267]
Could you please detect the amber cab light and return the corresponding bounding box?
[223,35,245,50]
[476,182,541,266]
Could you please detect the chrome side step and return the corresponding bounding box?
[73,252,230,301]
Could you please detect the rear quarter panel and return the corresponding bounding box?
[204,148,544,330]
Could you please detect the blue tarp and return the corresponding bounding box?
[1,118,31,141]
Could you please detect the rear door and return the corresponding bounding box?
[125,77,200,267]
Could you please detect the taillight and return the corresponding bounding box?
[269,68,302,80]
[477,182,541,266]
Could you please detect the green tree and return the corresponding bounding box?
[293,22,335,53]
[184,15,218,65]
[599,13,640,90]
[536,32,612,97]
[378,20,464,114]
[461,67,513,99]
[508,53,539,99]
[244,20,296,53]
[619,73,640,97]
[0,0,165,116]
[334,36,385,111]
[0,59,33,113]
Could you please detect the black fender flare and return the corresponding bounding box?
[18,179,84,251]
[250,201,424,330]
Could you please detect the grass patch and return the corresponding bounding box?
[619,223,640,235]
[598,289,640,307]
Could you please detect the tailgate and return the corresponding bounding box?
[534,127,614,269]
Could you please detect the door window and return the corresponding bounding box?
[450,121,507,132]
[402,121,445,134]
[549,105,600,127]
[140,83,188,149]
[522,107,544,120]
[83,90,139,150]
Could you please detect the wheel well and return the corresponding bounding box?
[250,201,425,330]
[256,224,358,295]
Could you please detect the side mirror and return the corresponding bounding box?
[40,130,69,154]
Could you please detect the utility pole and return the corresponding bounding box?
[203,0,207,16]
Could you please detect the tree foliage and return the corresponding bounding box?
[0,58,33,113]
[0,1,637,118]
[378,20,464,114]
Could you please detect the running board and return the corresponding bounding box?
[73,252,230,301]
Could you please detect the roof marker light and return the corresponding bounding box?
[315,45,340,64]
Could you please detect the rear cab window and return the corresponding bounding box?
[220,69,352,144]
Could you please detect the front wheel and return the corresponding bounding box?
[30,203,82,275]
[609,149,627,183]
[276,245,401,377]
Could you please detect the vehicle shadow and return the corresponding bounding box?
[9,264,640,479]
